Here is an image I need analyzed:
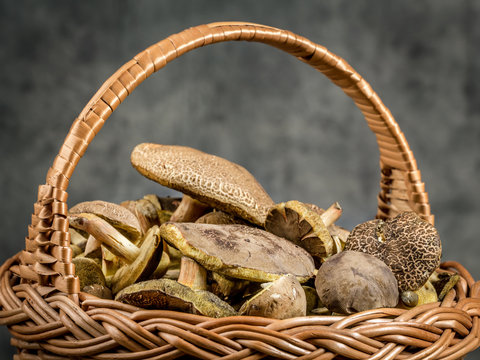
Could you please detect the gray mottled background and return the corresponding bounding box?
[1,0,479,358]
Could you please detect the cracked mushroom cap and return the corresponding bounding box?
[160,223,315,283]
[130,144,275,226]
[345,211,442,292]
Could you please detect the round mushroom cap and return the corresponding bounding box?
[160,223,315,283]
[70,200,142,241]
[315,251,399,314]
[345,212,441,292]
[130,144,275,226]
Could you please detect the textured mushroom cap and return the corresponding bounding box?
[160,223,315,283]
[131,144,275,226]
[315,251,399,314]
[345,212,442,292]
[70,200,142,240]
[239,274,306,319]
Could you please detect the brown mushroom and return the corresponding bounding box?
[399,280,438,309]
[239,274,306,319]
[345,211,442,292]
[177,256,207,291]
[130,143,275,226]
[195,210,248,226]
[72,257,112,299]
[115,279,237,318]
[315,251,399,314]
[160,223,315,283]
[264,201,342,264]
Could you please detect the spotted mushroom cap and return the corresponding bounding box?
[345,212,441,292]
[130,144,275,226]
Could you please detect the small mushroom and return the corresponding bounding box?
[130,143,275,226]
[68,214,163,294]
[160,223,315,283]
[429,270,460,301]
[315,251,399,314]
[69,200,142,241]
[399,280,438,308]
[169,195,211,223]
[264,201,342,264]
[345,212,442,292]
[239,274,306,319]
[72,257,112,299]
[115,279,237,318]
[120,198,160,234]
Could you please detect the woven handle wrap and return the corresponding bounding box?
[20,22,431,294]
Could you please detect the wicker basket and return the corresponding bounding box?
[1,22,479,360]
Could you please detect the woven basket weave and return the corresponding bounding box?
[1,22,479,359]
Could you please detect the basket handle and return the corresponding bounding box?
[20,22,432,294]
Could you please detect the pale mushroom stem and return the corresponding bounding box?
[169,195,211,222]
[177,256,207,291]
[69,213,140,263]
[320,202,343,227]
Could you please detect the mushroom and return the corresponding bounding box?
[72,257,112,299]
[177,256,207,291]
[399,280,438,308]
[210,272,249,301]
[429,270,460,301]
[160,222,315,283]
[130,143,275,226]
[239,274,306,319]
[264,201,342,264]
[69,200,142,241]
[344,211,442,292]
[120,198,161,233]
[169,195,211,222]
[315,251,399,314]
[68,213,163,294]
[195,210,248,226]
[115,279,237,318]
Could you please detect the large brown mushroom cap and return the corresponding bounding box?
[345,212,442,292]
[160,223,315,283]
[131,144,275,226]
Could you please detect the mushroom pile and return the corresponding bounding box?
[68,143,452,318]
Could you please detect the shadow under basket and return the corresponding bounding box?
[1,22,479,359]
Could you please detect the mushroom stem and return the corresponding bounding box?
[169,195,211,222]
[69,213,140,263]
[320,202,343,227]
[177,256,207,291]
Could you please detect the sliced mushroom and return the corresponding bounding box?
[264,201,342,264]
[69,213,163,294]
[160,223,315,283]
[345,212,442,292]
[131,143,275,226]
[115,279,237,318]
[70,200,142,241]
[239,274,306,319]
